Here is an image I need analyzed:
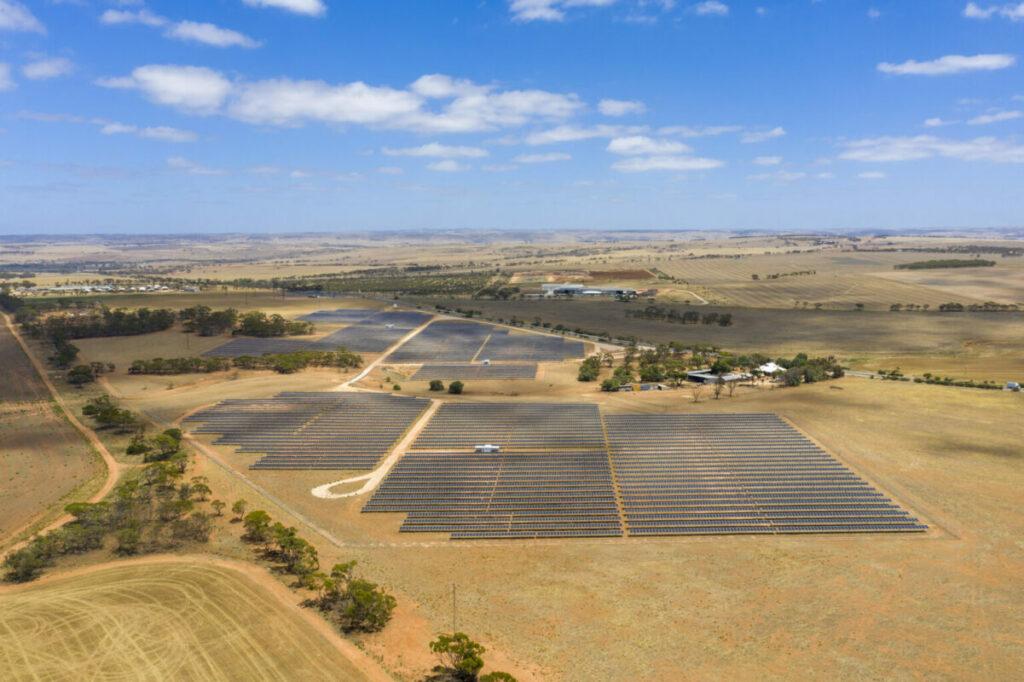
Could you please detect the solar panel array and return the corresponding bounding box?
[185,391,430,470]
[477,333,586,361]
[410,363,538,380]
[364,402,620,538]
[204,310,432,357]
[387,320,492,362]
[387,320,585,363]
[604,413,926,536]
[365,408,925,540]
[412,402,607,451]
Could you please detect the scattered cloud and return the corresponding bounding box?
[612,154,723,172]
[513,152,571,163]
[967,109,1022,125]
[382,143,488,158]
[0,0,45,34]
[748,170,806,181]
[509,0,617,23]
[753,155,782,166]
[167,156,224,175]
[877,54,1016,76]
[22,57,75,80]
[525,124,645,145]
[100,9,167,28]
[607,135,690,155]
[0,62,13,91]
[167,21,261,48]
[101,123,197,142]
[963,2,1024,21]
[427,159,469,172]
[377,166,403,175]
[658,124,741,137]
[840,135,1024,163]
[97,65,234,114]
[741,126,785,143]
[598,98,646,116]
[242,0,327,17]
[858,171,887,179]
[101,10,260,48]
[100,67,584,133]
[692,1,728,16]
[924,117,956,127]
[867,7,881,19]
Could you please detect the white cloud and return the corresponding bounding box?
[967,110,1022,125]
[22,57,75,80]
[840,135,1024,163]
[377,166,403,175]
[598,98,646,116]
[0,63,13,91]
[427,159,468,172]
[611,154,723,172]
[167,156,224,175]
[867,7,881,18]
[858,171,887,179]
[924,117,956,127]
[382,143,488,158]
[513,152,571,163]
[102,11,259,49]
[242,0,327,17]
[692,1,728,16]
[509,0,617,23]
[97,65,233,114]
[100,66,585,134]
[741,126,786,143]
[525,124,644,145]
[963,2,1024,21]
[877,54,1016,76]
[167,21,260,48]
[101,123,197,142]
[817,171,835,179]
[100,9,168,27]
[0,0,45,33]
[748,170,806,181]
[607,135,690,155]
[658,124,741,137]
[753,155,782,166]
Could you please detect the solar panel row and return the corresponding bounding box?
[185,391,430,470]
[387,320,584,363]
[410,363,538,380]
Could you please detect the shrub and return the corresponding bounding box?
[429,379,445,391]
[448,381,464,395]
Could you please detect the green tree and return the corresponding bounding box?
[430,632,486,681]
[211,499,226,516]
[448,381,464,395]
[231,499,248,521]
[429,379,445,392]
[242,510,273,545]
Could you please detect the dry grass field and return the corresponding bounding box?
[200,378,1024,681]
[0,323,104,547]
[0,557,380,681]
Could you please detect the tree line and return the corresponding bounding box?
[626,305,733,327]
[894,259,996,270]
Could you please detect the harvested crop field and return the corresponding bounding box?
[0,320,103,546]
[0,557,381,681]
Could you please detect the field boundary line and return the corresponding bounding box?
[1,313,123,557]
[0,553,395,682]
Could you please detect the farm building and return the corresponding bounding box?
[541,283,637,298]
[686,370,751,384]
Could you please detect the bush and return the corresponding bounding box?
[429,379,445,391]
[448,381,464,395]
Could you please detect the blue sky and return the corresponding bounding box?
[1,0,1023,233]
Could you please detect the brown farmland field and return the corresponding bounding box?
[0,557,382,681]
[0,322,104,546]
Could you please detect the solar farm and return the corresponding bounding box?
[363,404,926,540]
[410,363,539,380]
[203,309,431,357]
[185,391,431,470]
[387,320,585,363]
